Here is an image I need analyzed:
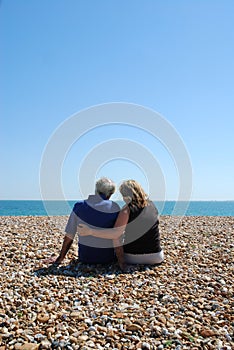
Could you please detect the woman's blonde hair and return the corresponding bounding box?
[119,180,149,208]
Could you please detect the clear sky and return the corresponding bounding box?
[1,0,234,200]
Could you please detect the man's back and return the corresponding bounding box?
[65,194,120,264]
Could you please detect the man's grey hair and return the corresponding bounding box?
[95,177,116,198]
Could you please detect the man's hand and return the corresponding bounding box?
[78,224,91,236]
[42,255,63,266]
[42,236,73,267]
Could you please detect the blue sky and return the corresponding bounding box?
[1,0,234,200]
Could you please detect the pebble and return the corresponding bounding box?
[126,324,143,332]
[17,344,39,350]
[0,216,233,349]
[39,339,51,349]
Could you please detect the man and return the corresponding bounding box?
[49,177,124,268]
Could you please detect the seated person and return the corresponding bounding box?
[47,177,123,266]
[79,180,164,267]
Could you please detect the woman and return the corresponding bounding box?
[78,180,164,268]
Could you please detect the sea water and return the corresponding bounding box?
[0,200,233,216]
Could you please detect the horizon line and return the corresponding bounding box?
[1,199,234,202]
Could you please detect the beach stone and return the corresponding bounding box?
[39,339,51,349]
[200,328,217,337]
[126,324,143,332]
[34,333,45,340]
[175,346,181,350]
[88,326,96,333]
[84,318,93,326]
[157,316,166,324]
[16,344,39,350]
[51,340,59,348]
[14,344,24,350]
[46,327,55,335]
[78,335,89,342]
[69,335,79,344]
[37,313,49,323]
[70,311,84,319]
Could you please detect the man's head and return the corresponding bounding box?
[95,177,116,199]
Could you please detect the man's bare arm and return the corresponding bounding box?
[54,235,73,265]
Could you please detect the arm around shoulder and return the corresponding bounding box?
[78,207,129,239]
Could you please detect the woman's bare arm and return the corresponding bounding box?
[78,207,129,239]
[78,207,129,271]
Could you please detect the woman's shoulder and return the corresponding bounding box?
[146,200,159,215]
[114,204,130,227]
[121,204,130,214]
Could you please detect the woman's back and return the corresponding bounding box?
[123,201,162,254]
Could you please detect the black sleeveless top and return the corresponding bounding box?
[123,201,161,254]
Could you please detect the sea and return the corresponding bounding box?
[0,200,233,216]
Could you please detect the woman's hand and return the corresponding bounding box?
[78,224,92,236]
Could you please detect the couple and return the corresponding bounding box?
[49,177,164,271]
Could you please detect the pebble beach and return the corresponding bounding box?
[0,216,233,350]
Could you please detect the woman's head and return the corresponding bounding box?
[119,180,148,208]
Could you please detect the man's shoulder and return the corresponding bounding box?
[104,199,120,211]
[73,198,120,215]
[110,200,120,210]
[99,199,120,216]
[73,200,85,213]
